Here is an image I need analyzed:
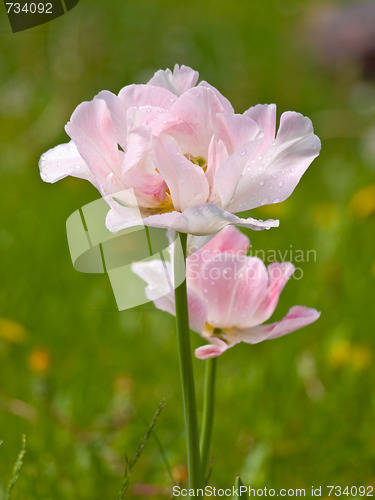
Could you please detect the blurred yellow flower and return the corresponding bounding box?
[350,184,375,218]
[328,339,351,368]
[0,318,27,343]
[28,347,51,374]
[328,339,372,370]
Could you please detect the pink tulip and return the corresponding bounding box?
[40,65,321,236]
[132,226,320,358]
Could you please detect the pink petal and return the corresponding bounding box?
[215,112,262,154]
[118,84,177,110]
[187,226,250,295]
[106,201,278,236]
[213,138,263,209]
[195,225,250,256]
[194,339,231,359]
[206,138,229,193]
[234,306,321,344]
[123,169,169,207]
[131,258,207,333]
[39,141,96,185]
[225,112,321,213]
[95,91,128,150]
[147,64,199,96]
[244,103,276,153]
[152,137,209,212]
[126,106,179,136]
[170,85,233,156]
[65,99,121,182]
[197,257,269,329]
[251,262,295,325]
[170,203,279,236]
[197,81,234,114]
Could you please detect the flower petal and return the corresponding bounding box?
[233,306,321,343]
[95,91,128,150]
[118,84,177,110]
[215,112,262,153]
[65,99,121,182]
[225,112,321,213]
[131,258,207,333]
[170,85,233,156]
[194,338,232,359]
[152,137,210,212]
[147,64,199,96]
[244,103,276,153]
[39,141,96,185]
[170,203,279,236]
[251,262,295,325]
[213,138,263,209]
[197,81,234,114]
[197,256,269,329]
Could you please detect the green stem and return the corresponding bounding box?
[174,232,202,492]
[200,357,217,482]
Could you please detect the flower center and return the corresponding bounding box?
[203,323,231,345]
[184,154,208,172]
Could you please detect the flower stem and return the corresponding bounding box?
[174,232,202,492]
[200,357,217,482]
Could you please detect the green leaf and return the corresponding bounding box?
[233,474,249,499]
[6,435,26,500]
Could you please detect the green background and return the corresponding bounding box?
[1,0,375,498]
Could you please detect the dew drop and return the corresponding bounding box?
[41,172,47,181]
[258,155,263,160]
[162,120,168,124]
[147,108,152,113]
[278,181,284,187]
[273,198,280,203]
[240,149,247,157]
[272,140,276,146]
[259,180,265,186]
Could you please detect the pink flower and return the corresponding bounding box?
[40,65,321,236]
[131,226,320,359]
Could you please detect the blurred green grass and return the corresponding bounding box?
[1,0,375,498]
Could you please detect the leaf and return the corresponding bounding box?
[117,400,165,500]
[233,474,249,499]
[6,435,26,500]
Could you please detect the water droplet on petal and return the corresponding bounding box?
[278,181,284,187]
[258,155,263,160]
[273,198,280,203]
[41,172,47,181]
[259,180,265,186]
[272,140,276,146]
[240,149,247,157]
